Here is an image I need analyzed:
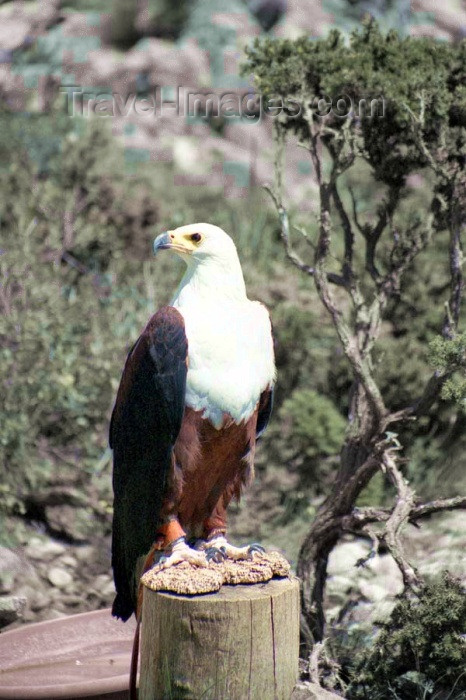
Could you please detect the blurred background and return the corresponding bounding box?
[0,0,465,633]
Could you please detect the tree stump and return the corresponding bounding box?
[139,577,300,700]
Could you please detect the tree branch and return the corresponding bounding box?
[443,207,464,339]
[331,181,354,283]
[342,495,466,530]
[348,184,365,236]
[359,186,401,282]
[263,184,346,286]
[381,448,421,589]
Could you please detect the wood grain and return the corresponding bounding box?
[139,577,300,700]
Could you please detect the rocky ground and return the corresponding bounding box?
[1,0,465,212]
[0,526,114,628]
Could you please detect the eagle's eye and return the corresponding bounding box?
[190,233,202,243]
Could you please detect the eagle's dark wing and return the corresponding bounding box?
[110,306,187,621]
[256,314,275,439]
[256,385,274,439]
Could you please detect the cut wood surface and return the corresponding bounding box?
[139,576,300,700]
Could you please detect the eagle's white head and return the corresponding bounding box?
[153,223,247,302]
[153,223,274,427]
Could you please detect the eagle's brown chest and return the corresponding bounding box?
[173,407,258,532]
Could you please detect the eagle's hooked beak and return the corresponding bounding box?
[153,231,172,255]
[153,230,196,257]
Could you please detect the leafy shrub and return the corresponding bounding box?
[0,116,162,521]
[273,389,346,514]
[349,574,466,698]
[279,388,345,459]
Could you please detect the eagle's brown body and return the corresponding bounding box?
[174,406,260,534]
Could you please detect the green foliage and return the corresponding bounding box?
[0,117,159,268]
[0,116,161,518]
[355,471,386,507]
[428,332,466,373]
[269,388,345,510]
[428,332,466,409]
[279,388,346,459]
[262,299,349,499]
[373,336,431,411]
[349,574,466,698]
[243,21,465,187]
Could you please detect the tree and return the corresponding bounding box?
[243,21,466,648]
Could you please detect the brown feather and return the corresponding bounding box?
[171,406,259,536]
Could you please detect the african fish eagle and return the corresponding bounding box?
[110,223,276,621]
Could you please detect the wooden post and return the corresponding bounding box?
[139,577,300,700]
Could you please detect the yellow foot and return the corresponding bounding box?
[200,535,266,562]
[151,537,208,572]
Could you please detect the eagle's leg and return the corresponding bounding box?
[199,497,265,562]
[150,518,208,572]
[149,459,208,572]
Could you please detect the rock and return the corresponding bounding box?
[92,574,115,598]
[366,555,403,596]
[101,579,116,598]
[327,540,369,576]
[0,548,23,593]
[24,537,66,561]
[0,546,41,601]
[291,682,343,699]
[370,599,398,624]
[0,595,27,627]
[74,545,96,562]
[47,567,73,589]
[61,594,85,607]
[275,0,333,39]
[29,591,52,612]
[0,18,30,52]
[411,0,466,41]
[0,0,61,54]
[45,609,68,620]
[366,552,399,577]
[359,580,391,602]
[44,505,93,542]
[59,555,78,569]
[327,574,353,595]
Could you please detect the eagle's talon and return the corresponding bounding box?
[248,543,266,557]
[204,535,266,561]
[205,546,226,563]
[150,539,208,572]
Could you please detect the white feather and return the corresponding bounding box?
[168,224,275,428]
